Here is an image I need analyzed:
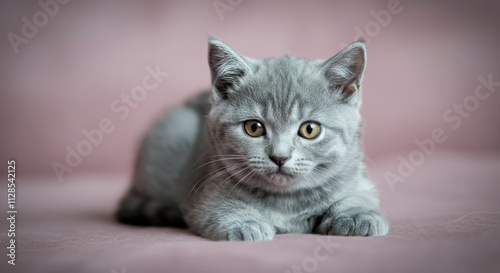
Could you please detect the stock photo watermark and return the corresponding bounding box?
[213,0,243,21]
[51,65,169,182]
[385,74,500,192]
[284,237,339,273]
[339,0,411,49]
[7,0,71,54]
[6,160,17,265]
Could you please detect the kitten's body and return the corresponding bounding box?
[117,38,388,241]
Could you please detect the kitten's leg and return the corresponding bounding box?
[185,198,275,241]
[116,189,186,227]
[315,184,389,236]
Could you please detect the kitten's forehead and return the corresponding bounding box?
[243,56,332,123]
[258,91,307,126]
[216,55,343,126]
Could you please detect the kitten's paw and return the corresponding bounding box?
[225,220,275,241]
[315,209,389,236]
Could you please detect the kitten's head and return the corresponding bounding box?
[206,37,366,192]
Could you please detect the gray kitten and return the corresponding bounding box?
[116,37,389,241]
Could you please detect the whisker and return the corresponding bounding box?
[187,163,242,200]
[228,169,255,197]
[236,170,256,200]
[212,166,252,198]
[188,156,243,175]
[188,147,214,169]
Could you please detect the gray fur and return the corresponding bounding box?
[116,37,389,240]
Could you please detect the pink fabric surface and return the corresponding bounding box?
[1,152,499,273]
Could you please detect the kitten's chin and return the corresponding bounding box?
[264,170,298,189]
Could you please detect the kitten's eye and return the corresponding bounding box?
[298,121,321,139]
[244,120,266,137]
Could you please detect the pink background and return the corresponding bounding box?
[1,0,500,177]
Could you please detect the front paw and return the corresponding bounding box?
[225,220,275,241]
[315,209,389,236]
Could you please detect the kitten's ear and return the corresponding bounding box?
[208,37,252,103]
[322,40,367,101]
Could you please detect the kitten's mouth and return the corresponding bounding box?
[275,168,294,177]
[265,168,296,186]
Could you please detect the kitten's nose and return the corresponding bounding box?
[269,156,289,167]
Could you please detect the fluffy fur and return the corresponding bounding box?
[116,37,389,241]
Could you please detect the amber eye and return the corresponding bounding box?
[298,121,321,139]
[244,120,266,137]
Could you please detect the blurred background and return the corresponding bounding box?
[1,0,499,180]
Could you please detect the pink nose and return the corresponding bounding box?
[269,156,289,167]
